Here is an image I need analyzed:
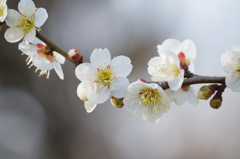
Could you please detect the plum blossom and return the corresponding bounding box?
[148,44,184,91]
[124,80,170,123]
[0,0,7,22]
[5,0,48,43]
[77,82,97,113]
[165,86,199,107]
[221,42,240,92]
[19,38,65,80]
[75,48,133,105]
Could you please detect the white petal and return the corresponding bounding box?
[181,40,197,62]
[168,69,184,91]
[127,81,148,93]
[5,9,20,27]
[110,55,132,78]
[24,28,36,43]
[32,55,54,70]
[110,77,130,98]
[188,63,195,73]
[18,0,35,16]
[231,41,240,52]
[84,101,97,113]
[32,37,45,45]
[124,93,143,114]
[18,42,37,56]
[0,4,7,22]
[53,62,64,80]
[4,27,24,43]
[53,52,65,64]
[75,63,95,83]
[143,110,163,123]
[86,83,110,104]
[90,48,111,68]
[162,39,181,54]
[221,51,239,73]
[35,8,48,27]
[226,72,240,92]
[77,83,88,101]
[188,87,199,107]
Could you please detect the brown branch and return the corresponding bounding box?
[36,32,75,64]
[149,75,226,90]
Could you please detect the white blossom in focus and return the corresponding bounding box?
[5,0,48,43]
[221,42,240,92]
[165,86,199,107]
[19,38,65,80]
[148,44,184,91]
[77,82,98,113]
[160,39,197,72]
[75,48,133,105]
[0,0,7,22]
[124,80,170,123]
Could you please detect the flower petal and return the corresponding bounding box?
[4,27,24,43]
[110,55,132,78]
[143,110,163,123]
[168,69,184,91]
[86,83,110,104]
[221,50,240,73]
[77,83,88,101]
[0,3,7,22]
[18,0,35,16]
[18,42,37,56]
[53,52,65,64]
[110,77,130,98]
[32,55,54,70]
[226,72,240,92]
[180,40,196,62]
[90,48,111,69]
[24,28,36,43]
[188,87,199,107]
[75,63,95,83]
[188,63,194,73]
[84,101,97,113]
[231,41,240,52]
[5,9,20,27]
[53,62,64,80]
[124,93,142,114]
[127,81,148,93]
[162,39,181,54]
[35,8,48,27]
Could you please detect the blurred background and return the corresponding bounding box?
[0,0,240,159]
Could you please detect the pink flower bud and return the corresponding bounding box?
[110,96,124,108]
[68,48,81,62]
[178,52,186,62]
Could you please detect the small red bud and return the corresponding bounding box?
[210,92,222,109]
[139,79,147,83]
[181,85,190,92]
[178,52,186,62]
[68,48,81,62]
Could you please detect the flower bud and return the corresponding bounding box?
[68,48,81,62]
[181,85,190,92]
[197,85,216,100]
[110,96,124,108]
[210,92,222,109]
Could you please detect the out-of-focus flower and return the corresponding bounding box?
[221,42,240,92]
[0,0,7,22]
[165,86,199,107]
[5,0,48,43]
[160,39,196,72]
[124,80,170,123]
[148,44,184,91]
[75,48,132,104]
[19,38,65,80]
[77,82,97,113]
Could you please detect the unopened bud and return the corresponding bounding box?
[181,85,190,92]
[197,85,219,100]
[110,96,124,108]
[68,48,81,62]
[210,92,222,109]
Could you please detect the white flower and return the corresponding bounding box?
[4,0,48,43]
[0,0,7,22]
[165,86,199,107]
[221,42,240,92]
[19,38,65,80]
[124,80,170,123]
[148,44,184,91]
[160,39,197,72]
[77,82,98,113]
[75,48,133,104]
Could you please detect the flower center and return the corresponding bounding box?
[0,5,4,17]
[155,63,180,80]
[96,66,114,87]
[17,15,35,34]
[138,88,163,107]
[36,44,56,63]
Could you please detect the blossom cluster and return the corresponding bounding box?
[1,0,239,124]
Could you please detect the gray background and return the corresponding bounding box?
[0,0,240,159]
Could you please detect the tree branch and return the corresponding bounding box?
[150,75,226,90]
